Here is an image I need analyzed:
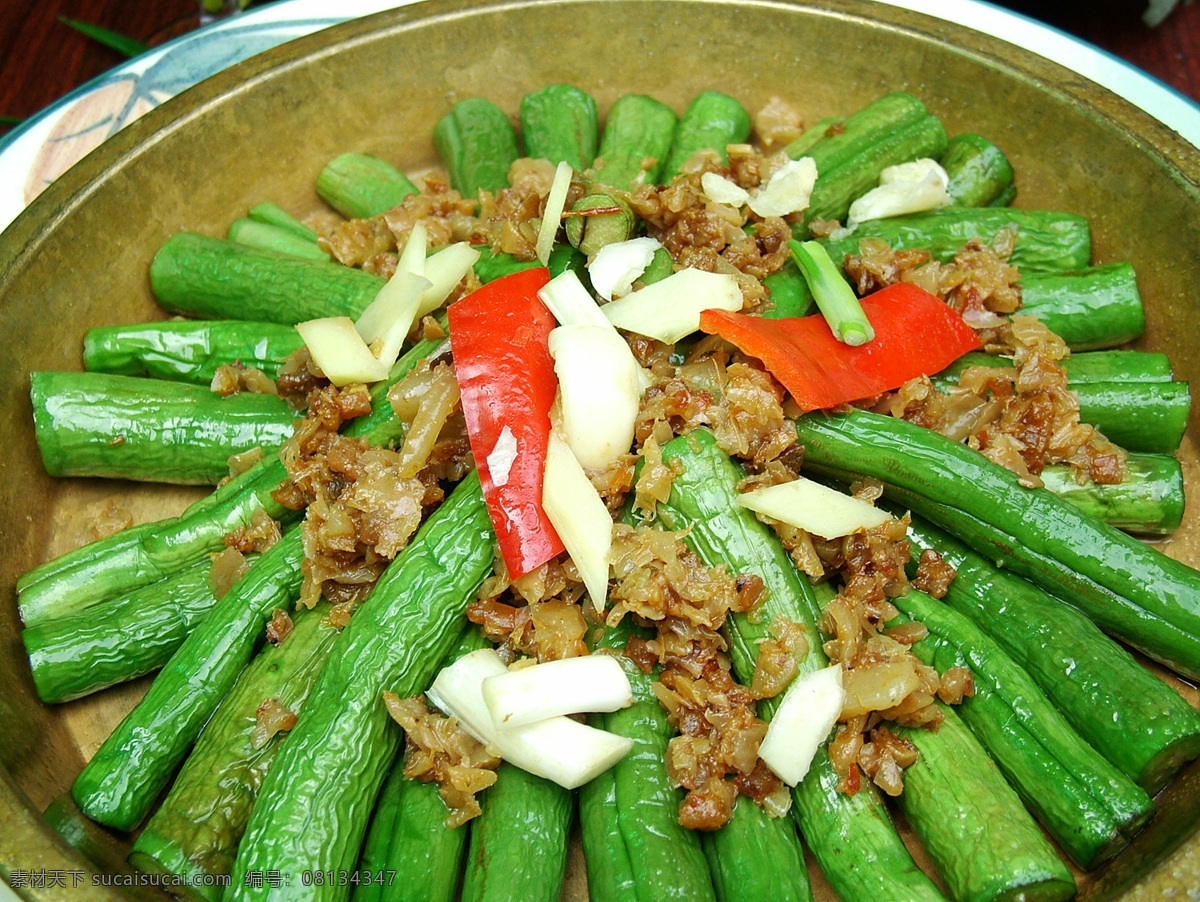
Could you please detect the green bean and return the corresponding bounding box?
[317,153,419,219]
[84,319,305,385]
[433,98,520,196]
[593,94,678,190]
[30,371,296,485]
[228,475,494,902]
[662,91,752,177]
[520,84,599,170]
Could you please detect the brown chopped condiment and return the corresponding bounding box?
[807,218,842,239]
[275,347,328,410]
[383,171,481,250]
[625,152,804,313]
[585,454,638,514]
[608,524,759,631]
[386,363,462,481]
[937,666,976,705]
[752,96,805,151]
[322,600,357,630]
[749,616,809,700]
[383,691,500,828]
[468,159,560,260]
[654,666,771,831]
[250,697,298,750]
[858,726,918,797]
[913,549,957,598]
[209,547,251,599]
[468,553,587,664]
[224,508,282,554]
[271,373,454,608]
[362,252,398,279]
[321,216,397,268]
[607,523,788,829]
[227,446,266,479]
[632,433,678,518]
[420,315,447,341]
[635,345,796,473]
[883,620,929,646]
[85,499,133,542]
[265,608,293,646]
[211,362,277,397]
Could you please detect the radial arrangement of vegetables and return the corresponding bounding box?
[16,81,1200,902]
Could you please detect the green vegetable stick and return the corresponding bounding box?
[895,705,1076,902]
[247,202,320,242]
[151,232,386,324]
[639,246,674,287]
[18,454,297,627]
[593,94,679,190]
[470,244,586,285]
[24,555,221,703]
[702,796,812,902]
[933,349,1173,385]
[1020,262,1146,350]
[43,795,141,877]
[780,115,842,159]
[228,474,494,902]
[1039,452,1185,536]
[893,595,1154,869]
[761,262,814,320]
[227,218,331,261]
[17,330,441,627]
[372,779,466,902]
[358,626,490,902]
[801,114,948,231]
[72,527,306,830]
[520,84,599,170]
[460,764,573,902]
[1053,349,1174,381]
[988,184,1018,207]
[317,152,420,219]
[30,371,297,485]
[84,319,306,385]
[793,407,1200,681]
[564,193,637,256]
[904,514,1200,794]
[128,603,341,899]
[433,98,520,196]
[352,767,404,902]
[818,207,1092,276]
[578,767,638,902]
[795,93,930,174]
[662,90,752,177]
[789,93,946,233]
[940,133,1015,207]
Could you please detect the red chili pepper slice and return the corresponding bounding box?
[448,267,564,577]
[699,282,983,412]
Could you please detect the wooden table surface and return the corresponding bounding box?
[1,0,1199,134]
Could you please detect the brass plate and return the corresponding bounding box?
[1,0,1198,898]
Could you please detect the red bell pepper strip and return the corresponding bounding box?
[699,282,982,412]
[448,267,564,577]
